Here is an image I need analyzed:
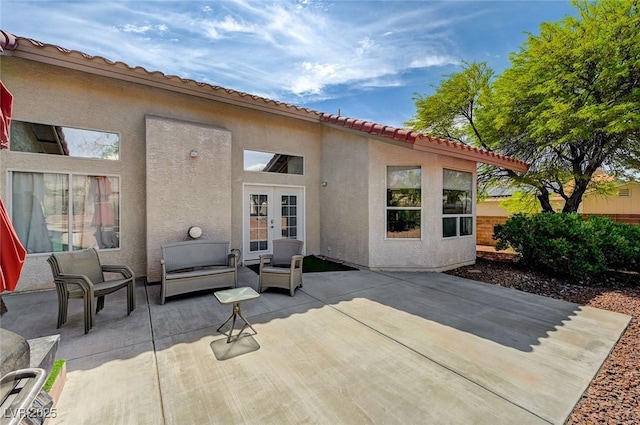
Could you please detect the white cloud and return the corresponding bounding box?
[122,24,152,34]
[3,1,468,103]
[356,37,375,56]
[291,62,342,94]
[246,163,267,172]
[202,15,256,39]
[218,16,246,32]
[121,24,167,34]
[410,56,460,68]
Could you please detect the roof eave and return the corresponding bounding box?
[9,38,321,123]
[0,30,17,52]
[412,138,530,173]
[4,32,530,173]
[321,115,529,173]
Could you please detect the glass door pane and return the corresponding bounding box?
[280,194,297,239]
[244,185,304,262]
[249,193,269,252]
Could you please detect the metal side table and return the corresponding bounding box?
[214,287,260,343]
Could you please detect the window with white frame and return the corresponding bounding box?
[10,171,120,253]
[442,169,473,238]
[386,166,421,239]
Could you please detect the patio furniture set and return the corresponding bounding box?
[46,238,304,341]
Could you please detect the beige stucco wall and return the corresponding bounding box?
[319,127,370,266]
[476,199,510,217]
[582,182,640,215]
[1,56,323,291]
[478,182,640,217]
[368,142,477,271]
[1,57,147,291]
[145,116,232,282]
[233,113,322,261]
[1,52,489,290]
[477,193,564,217]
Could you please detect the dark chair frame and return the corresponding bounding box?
[47,248,135,334]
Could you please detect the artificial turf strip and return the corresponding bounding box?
[302,255,358,273]
[44,359,66,393]
[246,255,357,274]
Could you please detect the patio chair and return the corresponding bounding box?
[47,248,135,334]
[258,239,304,296]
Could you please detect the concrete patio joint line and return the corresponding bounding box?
[143,280,168,425]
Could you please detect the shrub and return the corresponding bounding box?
[493,213,639,280]
[589,216,640,273]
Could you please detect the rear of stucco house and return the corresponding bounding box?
[0,31,528,292]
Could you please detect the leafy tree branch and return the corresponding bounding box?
[407,0,640,213]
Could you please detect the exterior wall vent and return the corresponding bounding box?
[618,188,630,197]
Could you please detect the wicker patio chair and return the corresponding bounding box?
[47,248,135,334]
[258,239,304,296]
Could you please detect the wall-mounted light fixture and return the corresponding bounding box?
[321,181,328,187]
[189,149,198,158]
[188,226,203,239]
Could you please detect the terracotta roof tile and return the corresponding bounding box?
[320,113,529,170]
[3,31,528,171]
[0,30,17,52]
[9,35,322,118]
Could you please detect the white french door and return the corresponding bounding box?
[243,185,305,262]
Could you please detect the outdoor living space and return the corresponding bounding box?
[0,266,630,425]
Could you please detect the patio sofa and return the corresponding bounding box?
[160,240,239,304]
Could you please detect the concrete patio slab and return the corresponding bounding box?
[52,341,163,424]
[0,267,630,425]
[0,280,151,360]
[154,304,549,425]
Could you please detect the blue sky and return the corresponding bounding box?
[2,1,576,128]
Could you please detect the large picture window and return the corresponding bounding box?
[10,172,120,253]
[442,169,473,238]
[386,166,421,239]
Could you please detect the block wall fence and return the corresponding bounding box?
[477,214,640,247]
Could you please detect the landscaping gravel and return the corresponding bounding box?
[444,258,639,425]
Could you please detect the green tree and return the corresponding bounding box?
[406,61,493,149]
[408,0,640,213]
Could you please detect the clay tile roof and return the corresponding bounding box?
[0,30,17,52]
[319,113,529,171]
[2,30,528,172]
[8,34,322,120]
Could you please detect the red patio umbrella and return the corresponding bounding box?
[0,79,26,302]
[1,197,27,293]
[0,80,12,149]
